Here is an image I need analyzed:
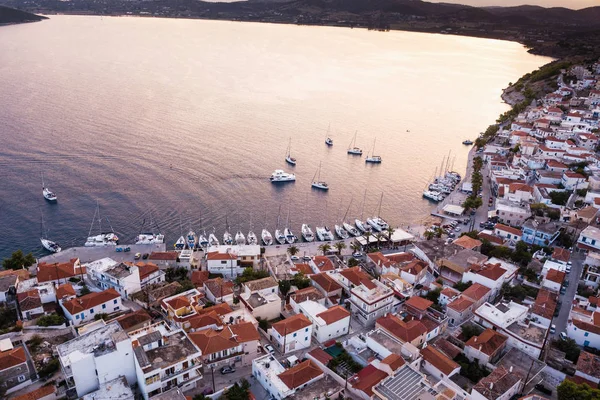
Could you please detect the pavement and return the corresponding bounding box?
[38,243,167,264]
[551,250,585,339]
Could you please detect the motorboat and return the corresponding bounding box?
[423,190,443,202]
[223,231,233,245]
[247,230,258,246]
[325,137,333,146]
[285,138,296,166]
[463,140,474,145]
[315,226,327,241]
[261,229,273,246]
[208,230,220,247]
[85,202,119,247]
[355,219,371,233]
[311,162,329,191]
[235,230,246,245]
[301,224,315,242]
[198,231,209,249]
[270,170,296,183]
[136,233,165,245]
[41,238,61,253]
[275,229,286,245]
[347,131,362,155]
[323,226,334,241]
[187,230,197,250]
[175,236,186,249]
[365,138,382,164]
[335,224,350,239]
[42,173,57,202]
[343,222,360,237]
[367,217,389,232]
[284,228,297,244]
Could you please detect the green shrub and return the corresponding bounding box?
[37,314,64,327]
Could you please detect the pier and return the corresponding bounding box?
[38,243,166,264]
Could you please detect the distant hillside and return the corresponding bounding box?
[0,5,46,23]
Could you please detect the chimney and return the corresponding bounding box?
[474,337,477,343]
[509,366,513,373]
[490,382,494,390]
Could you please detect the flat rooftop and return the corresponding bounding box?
[506,321,546,346]
[367,330,404,356]
[57,322,127,368]
[289,374,342,399]
[475,301,528,329]
[374,365,430,400]
[497,347,545,385]
[253,355,289,395]
[82,376,133,400]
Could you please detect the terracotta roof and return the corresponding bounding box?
[405,296,433,312]
[578,206,598,219]
[272,314,312,336]
[278,360,323,390]
[244,277,278,292]
[401,260,427,276]
[461,283,491,302]
[473,263,507,281]
[37,258,84,283]
[590,296,600,307]
[453,235,482,250]
[545,269,566,284]
[166,296,191,310]
[11,385,55,400]
[473,366,521,400]
[566,375,599,389]
[188,311,222,331]
[149,252,178,261]
[198,302,233,317]
[381,353,405,371]
[290,287,325,303]
[447,296,475,313]
[0,269,29,280]
[0,346,27,370]
[204,278,234,297]
[376,314,427,343]
[551,247,571,263]
[191,270,210,286]
[310,273,342,293]
[576,351,600,379]
[465,329,508,357]
[432,338,462,359]
[386,253,415,263]
[308,348,333,365]
[340,267,376,289]
[531,289,558,320]
[115,309,152,331]
[494,223,523,236]
[61,288,120,315]
[189,322,259,356]
[207,251,237,260]
[56,283,76,299]
[351,364,388,396]
[367,252,392,268]
[312,256,335,272]
[420,345,459,375]
[546,160,568,168]
[291,263,313,275]
[440,287,459,298]
[478,232,504,245]
[137,262,160,280]
[317,305,350,325]
[17,290,42,311]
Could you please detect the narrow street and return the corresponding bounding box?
[552,250,585,338]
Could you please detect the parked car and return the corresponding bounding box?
[116,247,123,252]
[560,287,566,295]
[142,253,149,260]
[265,344,275,354]
[134,252,142,260]
[454,226,461,232]
[550,324,556,334]
[535,384,553,396]
[564,280,570,287]
[124,247,131,252]
[566,266,572,273]
[290,256,299,261]
[352,252,363,258]
[448,232,456,238]
[220,366,236,374]
[560,332,568,341]
[302,256,311,261]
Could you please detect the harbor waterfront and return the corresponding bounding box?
[0,15,551,259]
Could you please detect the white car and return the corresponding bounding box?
[550,324,556,334]
[265,344,275,354]
[352,252,363,258]
[290,256,299,261]
[560,332,568,341]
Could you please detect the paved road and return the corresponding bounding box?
[552,250,585,338]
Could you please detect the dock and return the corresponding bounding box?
[38,243,167,264]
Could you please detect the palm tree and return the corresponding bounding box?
[386,226,395,248]
[334,241,346,255]
[350,242,361,253]
[376,233,384,249]
[287,245,299,257]
[424,230,435,241]
[364,231,372,251]
[318,243,332,255]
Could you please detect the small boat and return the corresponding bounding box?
[316,226,327,241]
[261,229,273,246]
[223,217,233,245]
[270,170,296,183]
[301,224,315,242]
[335,224,350,239]
[187,230,197,250]
[343,222,361,237]
[311,162,329,191]
[175,236,186,249]
[198,231,209,249]
[462,140,474,145]
[235,230,246,245]
[136,233,165,245]
[325,123,333,146]
[285,138,296,166]
[347,131,362,155]
[208,229,220,247]
[247,230,258,246]
[275,229,286,245]
[367,217,389,232]
[365,138,382,164]
[40,211,61,253]
[423,190,443,202]
[355,219,371,233]
[323,226,334,241]
[284,228,296,244]
[85,202,119,247]
[41,173,57,202]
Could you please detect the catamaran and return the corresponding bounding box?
[223,216,233,245]
[85,202,119,247]
[208,228,220,247]
[365,138,382,164]
[270,170,296,183]
[301,223,315,242]
[347,131,362,155]
[285,138,296,166]
[423,190,443,202]
[41,173,57,202]
[135,215,165,245]
[311,162,329,191]
[40,211,61,253]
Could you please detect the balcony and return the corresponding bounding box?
[161,360,202,382]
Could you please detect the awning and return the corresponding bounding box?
[442,204,465,216]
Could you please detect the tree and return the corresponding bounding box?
[375,233,385,248]
[2,250,36,270]
[287,245,299,257]
[557,379,600,400]
[350,242,361,253]
[334,241,346,254]
[386,226,395,241]
[279,280,292,297]
[79,285,91,296]
[348,258,359,267]
[364,231,372,250]
[193,394,210,400]
[555,338,581,363]
[549,190,572,206]
[453,281,472,291]
[318,243,332,255]
[424,231,435,241]
[425,288,441,304]
[223,379,251,400]
[291,272,310,289]
[460,325,482,341]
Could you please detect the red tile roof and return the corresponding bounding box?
[576,351,600,379]
[494,223,523,236]
[37,258,84,283]
[440,287,459,298]
[61,288,120,315]
[386,253,415,263]
[420,345,459,375]
[290,287,325,303]
[11,385,55,400]
[461,283,491,302]
[367,252,392,268]
[340,267,375,289]
[207,251,237,260]
[473,263,507,281]
[189,322,259,356]
[136,262,160,280]
[292,263,313,275]
[204,278,234,297]
[376,314,427,343]
[0,346,27,370]
[310,273,342,293]
[351,364,388,396]
[405,296,433,312]
[166,296,191,310]
[531,289,558,320]
[149,252,178,261]
[191,270,210,286]
[312,256,335,272]
[381,353,405,371]
[453,236,482,250]
[272,314,312,336]
[317,306,350,325]
[447,296,475,313]
[308,348,333,365]
[17,290,42,312]
[56,283,76,299]
[401,260,427,276]
[465,329,508,357]
[545,269,566,284]
[278,360,323,390]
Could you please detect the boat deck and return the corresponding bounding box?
[38,243,167,264]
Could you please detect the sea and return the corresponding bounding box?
[0,16,551,259]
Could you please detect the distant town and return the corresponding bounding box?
[3,11,600,400]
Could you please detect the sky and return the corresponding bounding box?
[428,0,595,9]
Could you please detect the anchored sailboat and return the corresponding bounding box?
[40,210,61,253]
[275,206,286,245]
[261,210,273,246]
[41,173,57,202]
[355,189,372,234]
[325,123,333,146]
[223,216,233,245]
[247,214,258,246]
[347,131,362,155]
[311,162,329,191]
[365,138,382,164]
[285,138,297,166]
[208,228,220,247]
[367,193,390,232]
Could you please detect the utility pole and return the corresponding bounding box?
[211,364,216,393]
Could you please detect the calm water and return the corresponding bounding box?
[0,16,551,258]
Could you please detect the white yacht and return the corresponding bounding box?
[208,229,220,247]
[275,229,286,245]
[311,162,329,191]
[355,219,371,233]
[367,217,389,232]
[316,226,327,241]
[325,137,333,146]
[365,138,382,164]
[285,138,296,166]
[347,131,362,155]
[261,229,273,246]
[223,231,233,246]
[423,190,443,202]
[323,226,334,241]
[284,228,296,244]
[301,224,315,242]
[335,224,349,239]
[175,236,186,249]
[343,222,360,237]
[136,233,165,245]
[42,173,57,202]
[270,170,296,183]
[85,202,119,247]
[186,230,197,250]
[41,238,61,253]
[235,230,246,245]
[247,230,258,246]
[198,231,209,249]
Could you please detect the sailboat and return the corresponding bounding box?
[325,123,333,146]
[247,214,258,246]
[365,138,382,164]
[223,216,233,245]
[186,228,197,250]
[347,131,362,155]
[235,219,246,245]
[275,206,286,245]
[355,190,372,234]
[311,162,329,191]
[285,138,297,166]
[342,198,360,237]
[85,201,119,247]
[301,224,314,242]
[261,210,273,246]
[316,201,334,241]
[334,205,349,239]
[41,173,57,202]
[40,211,61,253]
[198,230,209,249]
[367,193,390,232]
[174,236,186,250]
[136,214,165,245]
[208,228,220,247]
[284,207,297,244]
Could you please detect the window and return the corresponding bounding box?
[293,333,297,337]
[90,308,94,314]
[114,306,120,311]
[305,337,308,341]
[76,315,80,319]
[114,299,118,304]
[305,328,308,332]
[585,332,589,337]
[102,304,106,309]
[18,375,26,382]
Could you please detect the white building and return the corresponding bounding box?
[130,321,203,399]
[495,200,531,226]
[579,226,600,252]
[562,171,589,190]
[268,314,313,354]
[567,308,600,348]
[93,262,141,300]
[296,301,350,343]
[349,278,398,326]
[239,277,282,320]
[205,245,261,278]
[57,322,136,398]
[252,355,324,400]
[61,288,123,326]
[461,259,517,299]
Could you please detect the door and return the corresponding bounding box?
[585,340,590,347]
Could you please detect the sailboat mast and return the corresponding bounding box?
[439,156,445,178]
[343,197,353,223]
[89,201,99,237]
[378,193,384,218]
[445,150,451,175]
[361,189,367,220]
